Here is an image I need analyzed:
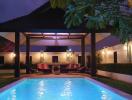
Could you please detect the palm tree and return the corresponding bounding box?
[50,0,132,76]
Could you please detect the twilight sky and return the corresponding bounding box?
[0,0,48,23]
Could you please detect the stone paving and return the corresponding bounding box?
[0,72,91,79]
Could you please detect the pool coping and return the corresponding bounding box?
[0,75,132,99]
[85,77,132,100]
[0,78,25,93]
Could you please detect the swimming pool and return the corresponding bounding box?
[0,77,131,100]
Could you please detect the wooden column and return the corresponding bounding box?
[81,37,85,66]
[14,32,20,77]
[91,32,97,76]
[26,36,30,74]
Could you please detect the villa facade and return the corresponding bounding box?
[0,33,131,66]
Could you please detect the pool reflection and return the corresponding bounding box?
[60,79,72,100]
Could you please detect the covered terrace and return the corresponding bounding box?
[0,1,112,77]
[0,32,108,77]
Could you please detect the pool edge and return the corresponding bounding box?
[0,78,26,93]
[0,75,132,99]
[85,77,132,100]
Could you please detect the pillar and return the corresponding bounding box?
[14,32,20,77]
[81,37,85,66]
[26,36,30,74]
[91,32,97,76]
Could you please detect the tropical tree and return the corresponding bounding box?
[50,0,132,41]
[50,0,132,76]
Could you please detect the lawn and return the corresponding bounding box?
[0,78,19,88]
[93,75,132,95]
[0,73,23,88]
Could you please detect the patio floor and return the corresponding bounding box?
[0,73,90,79]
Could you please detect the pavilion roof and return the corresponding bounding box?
[0,1,131,32]
[0,2,87,32]
[25,33,88,40]
[0,32,111,46]
[0,36,14,52]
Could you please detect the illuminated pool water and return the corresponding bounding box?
[0,78,128,100]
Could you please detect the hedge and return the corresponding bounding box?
[97,64,132,75]
[0,64,36,69]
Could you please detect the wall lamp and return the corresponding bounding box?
[66,49,73,62]
[11,52,16,58]
[40,50,45,63]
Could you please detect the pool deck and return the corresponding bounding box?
[0,73,132,99]
[22,73,91,78]
[0,73,90,79]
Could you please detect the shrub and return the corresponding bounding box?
[97,63,132,75]
[0,63,37,69]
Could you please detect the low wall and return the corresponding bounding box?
[0,69,26,74]
[97,70,132,83]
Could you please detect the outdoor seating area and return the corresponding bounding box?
[0,0,132,100]
[36,63,88,74]
[37,63,51,73]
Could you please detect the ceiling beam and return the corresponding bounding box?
[68,33,70,39]
[55,33,57,39]
[26,34,85,37]
[22,32,27,37]
[41,33,45,39]
[84,33,89,38]
[30,37,81,40]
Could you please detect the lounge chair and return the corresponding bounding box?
[66,64,79,72]
[37,63,51,73]
[77,66,89,73]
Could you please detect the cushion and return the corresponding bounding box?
[43,64,49,69]
[37,64,43,69]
